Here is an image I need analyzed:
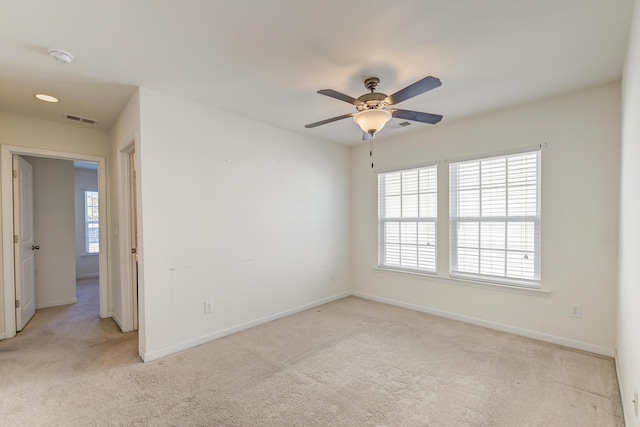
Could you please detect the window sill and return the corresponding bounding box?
[81,253,99,258]
[373,267,551,297]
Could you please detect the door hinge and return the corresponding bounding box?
[14,235,18,244]
[131,248,137,254]
[15,300,20,308]
[12,170,17,178]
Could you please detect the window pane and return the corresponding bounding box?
[482,187,506,217]
[385,244,400,266]
[479,249,505,276]
[418,246,436,271]
[385,222,400,244]
[480,222,505,250]
[402,170,419,193]
[400,222,417,244]
[400,245,417,269]
[417,222,435,246]
[402,194,418,217]
[384,173,401,195]
[458,189,480,217]
[385,195,401,218]
[506,222,535,252]
[419,192,437,218]
[457,247,479,274]
[458,222,479,248]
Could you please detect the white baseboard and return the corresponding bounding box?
[36,298,77,309]
[0,332,5,340]
[614,350,629,425]
[352,291,616,358]
[140,291,351,362]
[76,274,99,280]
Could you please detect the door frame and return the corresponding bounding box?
[118,141,137,332]
[1,145,108,338]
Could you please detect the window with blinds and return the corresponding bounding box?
[449,150,540,287]
[378,164,437,273]
[84,190,99,254]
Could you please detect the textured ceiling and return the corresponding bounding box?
[0,0,634,145]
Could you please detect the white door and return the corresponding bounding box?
[129,151,138,330]
[13,155,36,331]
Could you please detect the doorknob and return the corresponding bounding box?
[31,245,40,250]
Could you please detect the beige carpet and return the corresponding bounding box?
[0,280,624,426]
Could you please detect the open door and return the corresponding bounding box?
[129,151,139,330]
[13,155,36,331]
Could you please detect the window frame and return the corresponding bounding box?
[377,162,438,275]
[448,148,541,288]
[84,189,99,255]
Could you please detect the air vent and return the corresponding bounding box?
[398,121,412,127]
[65,114,98,125]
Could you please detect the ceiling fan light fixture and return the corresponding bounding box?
[353,109,392,136]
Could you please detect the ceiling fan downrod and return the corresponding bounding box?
[364,77,380,93]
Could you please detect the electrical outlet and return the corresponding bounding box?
[204,301,213,314]
[568,304,582,318]
[634,388,638,417]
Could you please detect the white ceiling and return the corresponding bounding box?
[0,0,634,146]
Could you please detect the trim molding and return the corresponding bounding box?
[35,298,77,309]
[352,291,616,357]
[76,274,99,280]
[141,291,351,362]
[614,350,628,425]
[0,332,5,340]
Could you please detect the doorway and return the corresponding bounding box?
[1,145,109,339]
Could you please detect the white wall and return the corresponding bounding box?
[618,0,640,423]
[135,88,351,360]
[23,156,76,309]
[0,113,109,338]
[351,83,621,355]
[74,167,99,279]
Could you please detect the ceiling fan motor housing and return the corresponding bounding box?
[356,92,388,111]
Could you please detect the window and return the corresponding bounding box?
[84,190,99,254]
[449,150,540,286]
[378,164,437,273]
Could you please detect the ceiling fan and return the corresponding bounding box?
[305,76,443,140]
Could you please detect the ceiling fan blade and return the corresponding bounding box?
[318,89,364,106]
[305,113,355,128]
[385,76,442,105]
[362,132,373,141]
[392,109,443,124]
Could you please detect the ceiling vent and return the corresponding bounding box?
[65,114,98,125]
[398,121,412,127]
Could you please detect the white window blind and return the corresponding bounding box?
[378,165,437,273]
[449,150,540,286]
[84,190,99,254]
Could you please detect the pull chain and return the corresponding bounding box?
[370,139,374,170]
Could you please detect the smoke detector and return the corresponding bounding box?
[48,49,74,64]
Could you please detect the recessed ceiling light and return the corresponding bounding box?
[35,94,59,103]
[48,49,74,64]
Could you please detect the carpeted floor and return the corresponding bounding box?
[0,279,624,426]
